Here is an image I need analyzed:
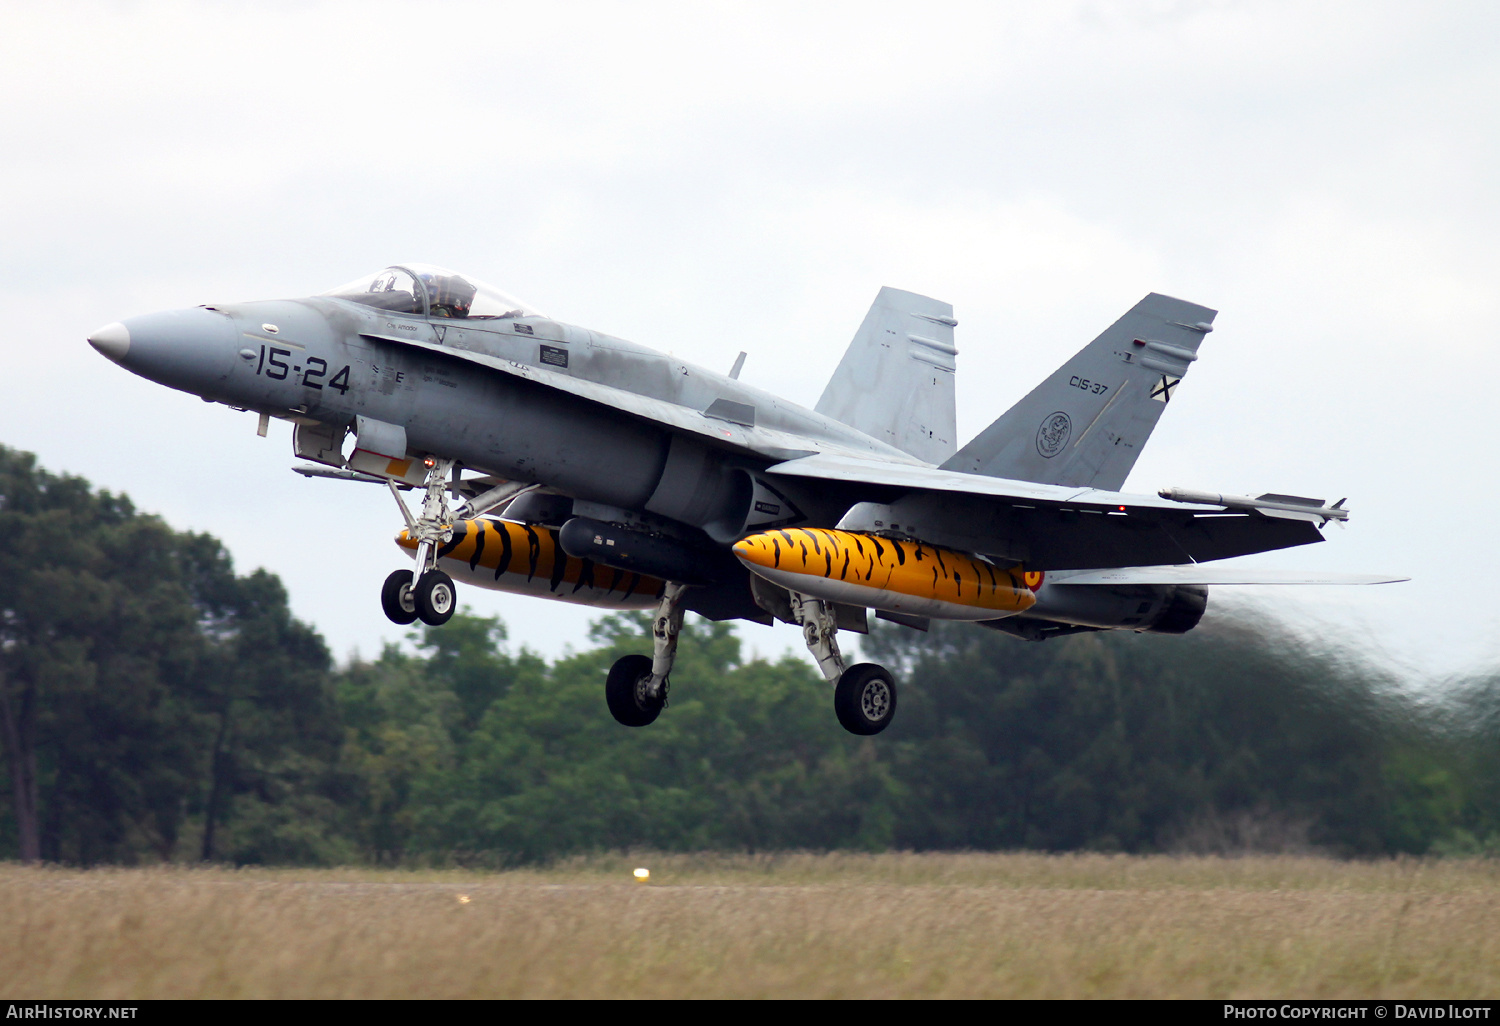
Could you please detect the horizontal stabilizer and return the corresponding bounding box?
[1049,566,1408,586]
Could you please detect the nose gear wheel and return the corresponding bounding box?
[381,569,418,625]
[413,569,456,626]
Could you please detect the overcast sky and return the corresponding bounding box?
[2,1,1495,681]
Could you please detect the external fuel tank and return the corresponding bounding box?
[733,527,1035,621]
[397,518,664,610]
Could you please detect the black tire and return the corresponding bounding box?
[413,569,457,626]
[834,663,898,736]
[381,569,418,625]
[605,654,662,727]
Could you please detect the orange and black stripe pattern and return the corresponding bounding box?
[398,519,664,603]
[733,527,1035,614]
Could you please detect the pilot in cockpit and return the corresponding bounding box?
[423,272,478,318]
[325,264,537,320]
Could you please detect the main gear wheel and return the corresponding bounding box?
[834,663,898,736]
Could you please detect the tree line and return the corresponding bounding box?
[2,443,1496,865]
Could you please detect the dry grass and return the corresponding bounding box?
[5,853,1500,999]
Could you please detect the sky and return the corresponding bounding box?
[1,0,1496,681]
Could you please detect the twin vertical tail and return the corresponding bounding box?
[815,286,958,465]
[941,293,1217,491]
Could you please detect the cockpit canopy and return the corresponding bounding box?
[322,264,542,320]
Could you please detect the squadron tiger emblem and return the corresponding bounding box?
[1035,411,1072,458]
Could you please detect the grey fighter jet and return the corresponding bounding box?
[88,264,1401,735]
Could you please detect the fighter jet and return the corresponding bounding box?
[87,264,1401,735]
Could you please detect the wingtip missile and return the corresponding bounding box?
[1158,487,1351,524]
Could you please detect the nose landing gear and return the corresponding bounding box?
[378,456,536,629]
[378,457,460,627]
[378,457,539,628]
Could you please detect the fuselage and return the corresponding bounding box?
[95,293,912,528]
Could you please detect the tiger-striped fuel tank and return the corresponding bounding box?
[732,528,1034,621]
[397,519,664,610]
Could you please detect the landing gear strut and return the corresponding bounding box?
[381,457,459,627]
[788,591,898,736]
[605,583,687,727]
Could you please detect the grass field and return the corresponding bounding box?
[5,853,1499,999]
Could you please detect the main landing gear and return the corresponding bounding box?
[603,583,898,736]
[788,590,897,736]
[606,583,687,727]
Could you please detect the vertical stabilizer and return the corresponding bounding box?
[816,287,957,464]
[942,293,1216,490]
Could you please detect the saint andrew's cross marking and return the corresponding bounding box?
[1151,375,1180,403]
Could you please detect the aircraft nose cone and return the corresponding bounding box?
[87,322,131,361]
[96,306,238,391]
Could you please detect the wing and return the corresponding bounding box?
[762,451,1329,571]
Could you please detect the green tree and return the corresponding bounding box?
[332,612,900,864]
[0,445,342,865]
[191,563,345,864]
[0,448,206,862]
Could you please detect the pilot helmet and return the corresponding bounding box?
[421,272,477,318]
